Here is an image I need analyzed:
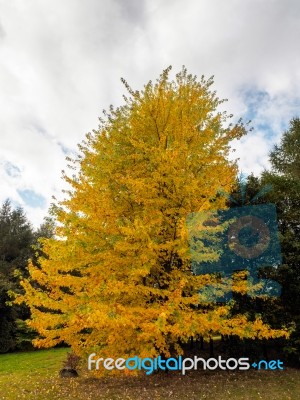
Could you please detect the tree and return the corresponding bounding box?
[0,200,34,352]
[260,118,300,361]
[209,175,288,358]
[16,67,288,370]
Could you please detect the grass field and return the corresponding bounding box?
[1,348,300,400]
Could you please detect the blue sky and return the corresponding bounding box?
[0,0,300,227]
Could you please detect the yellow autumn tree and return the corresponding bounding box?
[16,67,288,370]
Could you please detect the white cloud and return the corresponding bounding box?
[229,131,272,177]
[0,0,299,227]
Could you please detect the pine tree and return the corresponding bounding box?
[261,118,300,361]
[0,200,34,352]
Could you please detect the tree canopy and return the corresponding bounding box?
[16,67,289,370]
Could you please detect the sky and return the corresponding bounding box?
[0,0,300,228]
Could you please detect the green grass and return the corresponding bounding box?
[0,347,68,375]
[0,348,300,399]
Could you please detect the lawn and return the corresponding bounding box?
[0,348,300,399]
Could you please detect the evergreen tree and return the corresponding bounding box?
[261,118,300,361]
[0,200,34,352]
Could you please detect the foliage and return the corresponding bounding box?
[261,118,300,362]
[0,200,34,352]
[14,319,37,350]
[0,200,55,352]
[16,67,288,371]
[222,119,300,362]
